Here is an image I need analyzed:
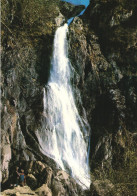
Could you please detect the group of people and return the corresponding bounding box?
[11,167,26,187]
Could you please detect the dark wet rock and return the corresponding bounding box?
[26,174,37,190]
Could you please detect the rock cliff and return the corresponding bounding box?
[1,0,137,195]
[68,0,137,194]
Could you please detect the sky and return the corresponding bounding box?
[61,0,90,7]
[61,0,90,24]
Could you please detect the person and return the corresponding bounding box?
[15,167,20,186]
[19,169,25,187]
[11,167,20,187]
[19,169,25,186]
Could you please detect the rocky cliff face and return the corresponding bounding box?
[1,0,137,195]
[68,0,137,194]
[2,0,62,189]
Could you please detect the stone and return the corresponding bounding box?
[35,184,52,196]
[51,170,84,196]
[26,174,37,190]
[1,186,37,196]
[55,13,65,27]
[1,136,11,183]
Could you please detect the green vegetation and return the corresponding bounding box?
[2,0,60,37]
[92,131,137,195]
[1,0,60,84]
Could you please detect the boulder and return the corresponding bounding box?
[51,170,85,196]
[26,174,37,190]
[35,184,52,196]
[1,186,37,196]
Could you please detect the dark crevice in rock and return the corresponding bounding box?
[35,35,54,85]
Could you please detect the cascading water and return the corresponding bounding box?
[38,24,91,189]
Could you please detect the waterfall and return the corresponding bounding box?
[39,24,91,189]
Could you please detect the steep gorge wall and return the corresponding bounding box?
[68,0,137,193]
[1,0,61,185]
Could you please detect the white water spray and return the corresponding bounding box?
[39,24,91,189]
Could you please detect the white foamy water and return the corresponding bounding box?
[38,24,91,189]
